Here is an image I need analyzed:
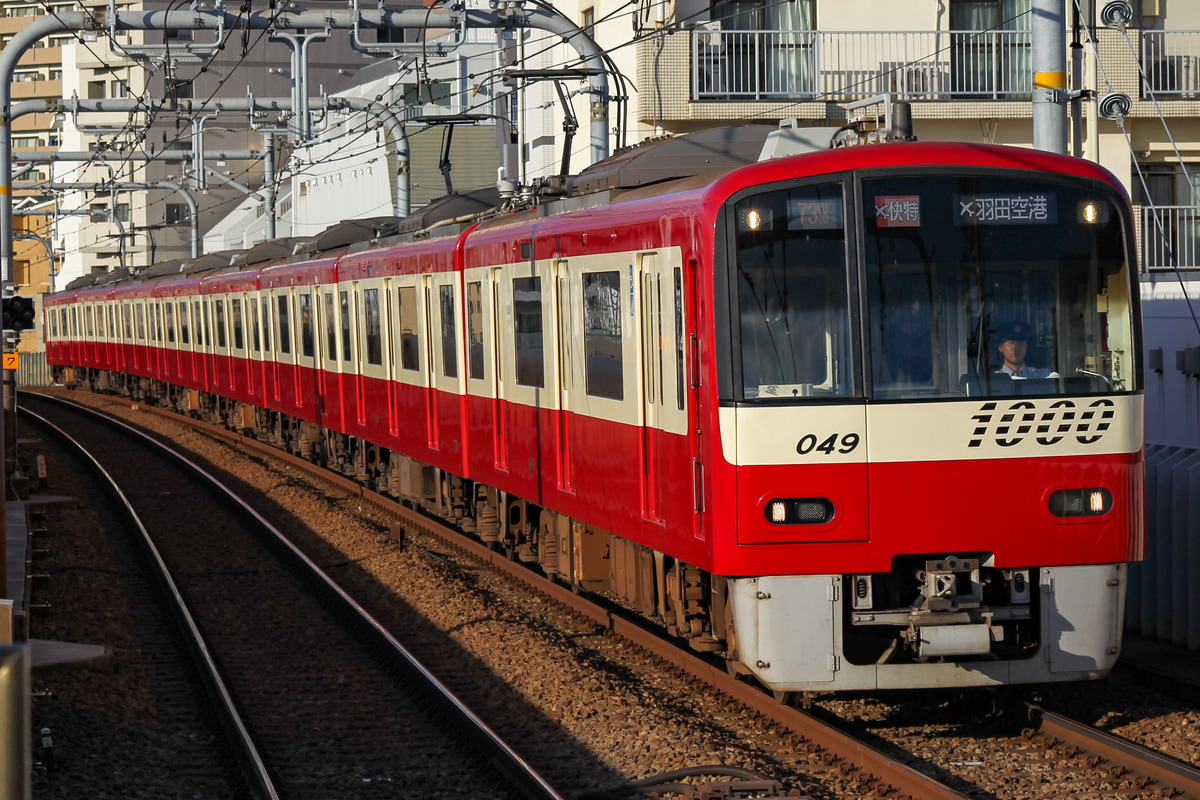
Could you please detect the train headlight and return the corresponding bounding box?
[738,207,773,232]
[1048,488,1113,517]
[764,498,833,525]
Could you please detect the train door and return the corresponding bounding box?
[638,253,691,525]
[490,268,507,469]
[553,260,573,491]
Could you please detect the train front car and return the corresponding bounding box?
[707,143,1143,692]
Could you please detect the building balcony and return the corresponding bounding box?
[690,28,1031,102]
[1141,31,1200,97]
[637,28,1039,124]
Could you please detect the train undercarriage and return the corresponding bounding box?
[53,365,1126,693]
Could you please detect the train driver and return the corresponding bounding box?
[994,321,1059,379]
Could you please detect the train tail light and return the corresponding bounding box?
[1048,488,1113,517]
[764,498,833,525]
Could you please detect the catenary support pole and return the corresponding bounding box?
[1032,0,1068,154]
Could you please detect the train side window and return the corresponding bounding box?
[397,286,420,371]
[340,291,352,363]
[85,305,94,337]
[215,300,228,348]
[583,271,622,400]
[513,276,543,388]
[135,303,146,341]
[324,291,337,362]
[108,306,116,339]
[179,301,190,345]
[155,302,164,342]
[250,299,260,352]
[466,281,484,380]
[204,301,213,349]
[440,284,457,378]
[260,297,271,352]
[277,295,291,355]
[166,302,176,344]
[364,288,382,366]
[192,302,203,346]
[299,293,314,358]
[232,298,244,350]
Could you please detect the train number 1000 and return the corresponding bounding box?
[796,432,860,455]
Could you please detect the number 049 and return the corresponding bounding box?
[796,432,860,455]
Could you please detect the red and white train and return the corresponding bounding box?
[44,127,1144,692]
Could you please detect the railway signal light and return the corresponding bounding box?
[2,295,35,332]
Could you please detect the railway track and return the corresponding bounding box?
[22,392,562,800]
[27,389,971,800]
[26,388,1200,800]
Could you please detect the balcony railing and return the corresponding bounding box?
[1141,205,1200,271]
[1141,31,1200,96]
[692,29,1032,101]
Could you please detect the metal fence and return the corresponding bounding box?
[15,352,54,389]
[1128,444,1200,650]
[1140,205,1200,271]
[1141,30,1200,96]
[692,29,1032,101]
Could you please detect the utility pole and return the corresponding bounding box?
[1032,0,1068,154]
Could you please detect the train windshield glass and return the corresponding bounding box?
[733,182,856,400]
[862,175,1135,400]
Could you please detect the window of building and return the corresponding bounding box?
[166,204,188,224]
[89,203,108,223]
[87,80,105,99]
[114,203,130,223]
[110,80,129,99]
[11,136,39,148]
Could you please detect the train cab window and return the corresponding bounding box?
[179,302,190,345]
[232,299,244,350]
[862,175,1136,398]
[299,293,314,358]
[733,182,853,400]
[277,295,290,355]
[166,303,175,343]
[513,277,543,388]
[324,292,337,362]
[397,286,420,371]
[364,288,382,366]
[583,271,622,400]
[215,300,227,348]
[466,281,484,380]
[440,285,458,378]
[135,304,146,340]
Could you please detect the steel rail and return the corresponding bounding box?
[1025,702,1200,799]
[19,404,280,800]
[81,392,972,800]
[24,392,565,800]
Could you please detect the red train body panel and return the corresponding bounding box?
[46,138,1145,691]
